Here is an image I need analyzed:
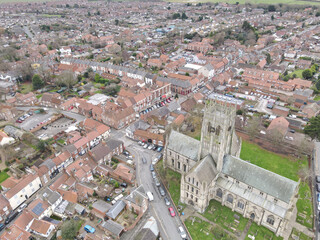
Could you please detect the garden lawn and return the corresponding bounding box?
[296,182,313,229]
[245,222,283,240]
[156,160,181,206]
[20,83,33,94]
[314,95,320,101]
[289,69,304,79]
[202,200,248,234]
[0,172,9,183]
[240,141,306,181]
[185,217,235,240]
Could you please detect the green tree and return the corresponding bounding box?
[302,69,313,79]
[181,12,188,20]
[37,140,47,152]
[94,73,100,82]
[61,220,78,240]
[139,63,143,68]
[304,116,320,140]
[242,21,252,31]
[266,53,271,64]
[268,5,276,12]
[32,74,44,90]
[316,12,320,17]
[172,13,180,19]
[271,15,274,21]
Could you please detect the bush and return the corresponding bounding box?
[4,168,9,172]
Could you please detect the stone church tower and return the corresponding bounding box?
[198,101,239,171]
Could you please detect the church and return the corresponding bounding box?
[164,101,299,236]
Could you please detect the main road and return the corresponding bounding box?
[127,143,186,240]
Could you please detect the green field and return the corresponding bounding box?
[167,0,320,5]
[289,69,304,79]
[20,83,33,94]
[0,172,9,183]
[240,141,307,181]
[296,182,314,229]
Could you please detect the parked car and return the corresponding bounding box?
[151,171,156,179]
[16,119,23,123]
[289,129,295,133]
[154,177,160,187]
[178,226,187,239]
[148,144,154,150]
[42,126,48,130]
[138,141,143,146]
[150,164,154,171]
[17,203,28,213]
[317,183,320,192]
[157,146,163,152]
[317,193,320,202]
[168,207,176,217]
[143,143,148,149]
[164,197,170,206]
[152,145,158,151]
[159,186,165,196]
[120,183,127,188]
[0,223,4,231]
[84,225,95,233]
[5,211,18,224]
[316,176,320,183]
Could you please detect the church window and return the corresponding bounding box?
[191,195,193,199]
[260,192,264,196]
[227,194,233,204]
[183,164,186,172]
[178,155,179,160]
[186,193,188,198]
[216,188,223,198]
[237,201,244,209]
[196,190,198,195]
[188,177,190,183]
[187,185,189,190]
[172,159,174,166]
[196,182,198,187]
[274,198,278,203]
[192,187,194,192]
[178,162,180,169]
[192,178,195,184]
[267,215,275,226]
[196,198,198,203]
[170,151,172,156]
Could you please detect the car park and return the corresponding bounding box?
[164,197,170,206]
[168,207,176,217]
[152,145,158,151]
[159,186,165,196]
[178,226,187,239]
[84,225,96,233]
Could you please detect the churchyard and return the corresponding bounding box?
[157,140,314,240]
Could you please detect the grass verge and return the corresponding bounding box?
[296,181,313,229]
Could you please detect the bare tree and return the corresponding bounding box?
[267,129,283,150]
[56,71,77,90]
[245,116,260,140]
[37,65,52,84]
[298,165,312,182]
[17,61,34,82]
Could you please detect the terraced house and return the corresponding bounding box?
[164,101,299,237]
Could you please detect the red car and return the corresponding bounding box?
[16,119,22,123]
[168,207,175,217]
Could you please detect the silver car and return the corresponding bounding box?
[159,186,165,196]
[154,177,160,187]
[164,197,170,206]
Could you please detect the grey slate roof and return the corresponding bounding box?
[191,154,218,183]
[125,185,147,206]
[167,130,200,161]
[106,200,126,219]
[222,155,298,203]
[101,220,124,236]
[40,158,56,171]
[92,200,112,214]
[42,187,61,206]
[134,216,159,240]
[106,139,123,152]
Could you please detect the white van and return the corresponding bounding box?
[147,191,154,201]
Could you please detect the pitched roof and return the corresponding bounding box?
[0,225,31,240]
[29,219,53,235]
[189,154,218,183]
[106,200,126,219]
[222,155,298,203]
[167,130,200,161]
[4,174,39,199]
[101,220,124,236]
